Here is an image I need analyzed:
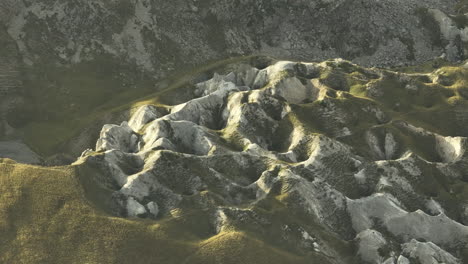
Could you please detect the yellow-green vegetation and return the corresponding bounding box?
[266,59,468,162]
[3,57,468,263]
[358,62,468,137]
[7,55,254,157]
[393,57,457,74]
[9,55,155,156]
[0,159,315,264]
[435,66,468,97]
[8,54,465,159]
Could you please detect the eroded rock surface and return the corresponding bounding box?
[78,59,468,263]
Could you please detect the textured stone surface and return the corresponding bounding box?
[78,59,468,263]
[0,0,464,74]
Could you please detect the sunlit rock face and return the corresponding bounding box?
[79,59,468,263]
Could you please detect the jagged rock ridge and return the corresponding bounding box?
[78,59,468,263]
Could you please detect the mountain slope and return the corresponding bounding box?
[1,1,468,263]
[3,58,467,263]
[0,160,318,264]
[2,0,468,162]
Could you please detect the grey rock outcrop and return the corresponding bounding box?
[402,239,461,264]
[78,59,468,263]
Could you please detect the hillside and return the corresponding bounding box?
[1,0,468,163]
[2,57,468,263]
[1,1,468,264]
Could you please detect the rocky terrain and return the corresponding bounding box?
[2,0,468,162]
[73,58,468,263]
[1,1,468,264]
[0,0,466,70]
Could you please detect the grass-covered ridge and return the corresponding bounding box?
[0,159,317,264]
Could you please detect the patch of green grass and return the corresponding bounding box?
[367,72,454,113]
[0,160,316,264]
[436,66,468,89]
[349,84,367,97]
[394,58,452,73]
[347,71,369,98]
[7,55,154,156]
